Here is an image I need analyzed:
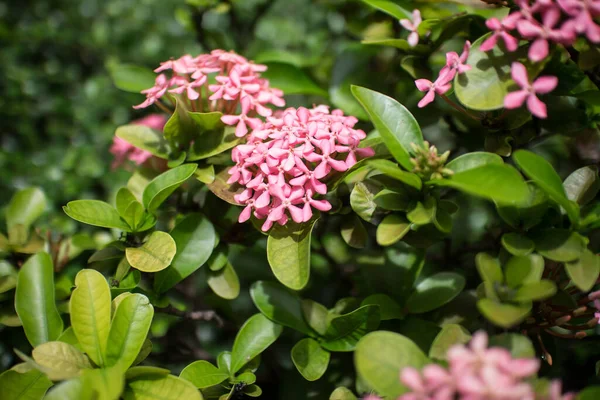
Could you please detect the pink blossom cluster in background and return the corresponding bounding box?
[228,106,374,231]
[134,50,285,138]
[364,332,575,400]
[400,10,424,47]
[109,114,167,169]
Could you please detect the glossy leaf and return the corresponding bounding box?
[15,252,64,347]
[207,262,240,300]
[565,250,600,292]
[477,299,531,328]
[533,229,587,262]
[32,341,92,380]
[0,369,52,400]
[126,231,177,273]
[406,272,466,314]
[180,360,228,389]
[142,164,198,212]
[505,254,545,288]
[301,299,329,336]
[6,187,46,246]
[63,200,131,231]
[322,305,381,352]
[291,338,330,381]
[125,374,202,400]
[563,165,600,206]
[376,214,411,246]
[70,269,111,367]
[230,314,283,374]
[361,0,411,20]
[108,63,155,93]
[367,159,422,190]
[513,280,557,302]
[446,152,503,173]
[351,85,424,170]
[187,126,240,161]
[154,214,216,293]
[116,124,170,159]
[501,233,535,256]
[361,294,405,320]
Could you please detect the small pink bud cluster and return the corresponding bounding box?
[482,0,600,62]
[228,106,374,231]
[110,114,167,169]
[394,332,574,400]
[134,50,285,137]
[415,41,471,108]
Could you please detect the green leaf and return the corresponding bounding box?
[429,164,529,205]
[533,229,587,262]
[187,111,225,131]
[63,200,131,231]
[243,385,262,397]
[578,386,600,400]
[354,331,428,398]
[373,189,412,211]
[351,85,424,170]
[513,150,579,225]
[187,126,240,161]
[322,305,381,352]
[15,253,63,347]
[501,233,535,256]
[477,299,531,328]
[407,198,436,225]
[376,214,411,246]
[361,0,411,19]
[0,369,52,400]
[496,182,549,230]
[44,378,86,400]
[291,338,330,381]
[32,341,91,380]
[367,159,422,190]
[180,360,228,389]
[454,34,521,111]
[350,181,381,224]
[446,152,503,173]
[267,220,316,290]
[116,188,138,217]
[163,97,197,149]
[513,280,557,302]
[142,164,198,212]
[429,324,471,361]
[406,272,466,314]
[301,299,330,336]
[126,231,177,273]
[207,262,240,300]
[476,252,504,285]
[154,214,216,293]
[505,254,545,288]
[361,294,405,320]
[125,374,202,400]
[329,387,357,400]
[340,216,368,249]
[207,244,228,272]
[108,63,156,93]
[489,333,535,358]
[70,269,111,367]
[131,339,153,367]
[250,281,312,335]
[125,366,170,381]
[111,270,141,297]
[565,250,600,292]
[115,124,170,159]
[563,165,600,206]
[0,261,17,294]
[105,294,154,371]
[195,164,215,184]
[6,187,46,246]
[82,366,124,400]
[230,314,283,374]
[262,62,327,96]
[207,168,244,205]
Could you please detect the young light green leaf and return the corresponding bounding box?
[367,159,422,190]
[115,124,170,159]
[126,231,177,273]
[505,254,545,288]
[489,333,536,358]
[330,387,357,400]
[0,261,17,294]
[477,299,531,328]
[565,250,600,292]
[154,214,216,293]
[322,305,381,352]
[82,366,124,400]
[513,280,557,302]
[187,126,240,161]
[230,314,283,374]
[350,181,381,224]
[142,164,198,212]
[407,198,436,225]
[125,374,202,400]
[44,378,86,400]
[180,360,229,389]
[267,220,316,290]
[376,214,411,246]
[125,366,170,381]
[355,331,428,398]
[32,341,92,380]
[207,262,240,300]
[351,85,424,170]
[406,272,466,314]
[301,299,330,336]
[63,200,131,231]
[105,293,154,371]
[446,152,503,173]
[6,187,46,246]
[250,281,313,335]
[116,188,138,217]
[70,269,111,367]
[15,252,64,347]
[429,324,471,361]
[291,338,330,381]
[0,369,53,400]
[513,150,579,225]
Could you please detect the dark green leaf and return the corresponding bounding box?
[501,233,535,256]
[376,214,411,246]
[322,305,380,352]
[230,314,283,374]
[142,164,198,212]
[361,294,405,320]
[291,338,330,381]
[533,229,587,262]
[262,62,327,96]
[108,63,156,93]
[406,272,466,314]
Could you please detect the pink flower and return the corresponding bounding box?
[504,62,557,118]
[400,9,423,47]
[517,7,572,61]
[229,106,373,231]
[414,68,454,108]
[559,0,600,42]
[110,114,168,169]
[441,41,472,78]
[480,13,522,52]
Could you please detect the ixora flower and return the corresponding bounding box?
[228,106,374,232]
[400,9,423,47]
[504,62,558,118]
[393,331,575,400]
[134,49,284,138]
[110,114,168,169]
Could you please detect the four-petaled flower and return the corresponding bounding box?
[400,9,423,47]
[504,62,558,118]
[480,13,522,52]
[414,68,454,108]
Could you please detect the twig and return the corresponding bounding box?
[158,305,225,328]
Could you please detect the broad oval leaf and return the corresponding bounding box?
[63,200,131,231]
[501,233,535,256]
[322,305,381,352]
[505,254,545,288]
[330,387,358,400]
[82,366,124,400]
[187,126,240,161]
[477,298,531,328]
[180,361,229,389]
[108,63,155,93]
[116,124,170,159]
[406,272,466,314]
[32,341,92,380]
[565,250,600,292]
[206,168,244,205]
[429,324,471,361]
[230,314,283,374]
[105,294,154,371]
[6,187,46,246]
[513,280,557,302]
[563,165,600,206]
[250,281,312,335]
[355,331,428,398]
[376,214,411,246]
[44,378,86,400]
[533,228,587,262]
[513,150,579,225]
[361,294,405,321]
[70,269,111,367]
[267,220,316,290]
[142,164,198,212]
[0,369,53,400]
[367,159,422,190]
[15,253,64,347]
[301,299,330,336]
[207,262,240,300]
[124,374,202,400]
[291,338,330,381]
[341,216,368,249]
[350,181,380,224]
[351,85,424,170]
[154,214,216,293]
[126,231,177,273]
[446,152,503,173]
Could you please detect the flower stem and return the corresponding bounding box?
[440,95,481,120]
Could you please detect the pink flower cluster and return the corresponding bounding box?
[388,332,574,400]
[504,62,558,118]
[110,114,167,169]
[482,0,600,62]
[228,106,374,231]
[415,41,471,108]
[134,50,284,137]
